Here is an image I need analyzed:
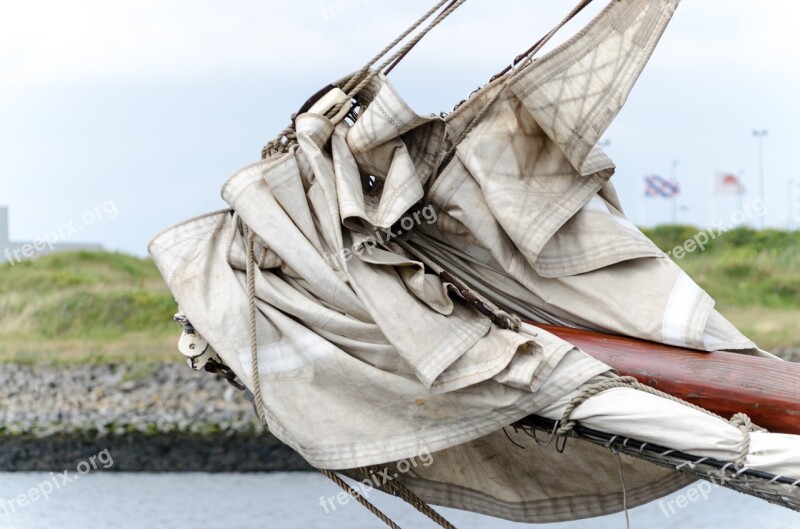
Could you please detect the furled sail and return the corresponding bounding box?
[149,0,799,523]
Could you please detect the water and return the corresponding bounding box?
[0,472,796,528]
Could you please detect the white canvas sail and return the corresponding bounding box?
[149,0,799,522]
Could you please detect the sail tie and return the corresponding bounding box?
[554,376,769,480]
[730,412,767,470]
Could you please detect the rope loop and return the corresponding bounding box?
[730,412,767,469]
[557,376,640,436]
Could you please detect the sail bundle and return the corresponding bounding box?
[150,0,800,522]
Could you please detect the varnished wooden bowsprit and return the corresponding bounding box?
[536,324,800,435]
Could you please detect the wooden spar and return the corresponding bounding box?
[536,324,800,435]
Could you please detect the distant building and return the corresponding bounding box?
[1,206,103,264]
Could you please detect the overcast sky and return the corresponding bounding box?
[2,0,799,256]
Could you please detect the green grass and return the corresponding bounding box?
[641,226,800,350]
[1,229,799,365]
[0,251,177,364]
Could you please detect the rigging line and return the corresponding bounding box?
[328,0,469,120]
[441,0,597,163]
[363,466,460,529]
[376,0,468,74]
[616,451,631,529]
[490,0,596,81]
[320,469,404,529]
[339,0,461,96]
[383,0,462,75]
[270,0,468,140]
[244,224,268,426]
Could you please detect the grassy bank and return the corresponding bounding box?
[0,251,176,364]
[642,226,800,351]
[1,227,798,364]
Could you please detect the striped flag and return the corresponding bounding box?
[645,174,680,198]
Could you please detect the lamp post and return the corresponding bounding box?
[671,159,680,224]
[753,129,768,229]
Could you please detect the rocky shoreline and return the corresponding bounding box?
[3,349,799,472]
[0,363,310,472]
[773,347,800,363]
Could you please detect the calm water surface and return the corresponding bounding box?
[0,472,797,528]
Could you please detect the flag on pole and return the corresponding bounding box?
[644,174,680,198]
[715,172,745,195]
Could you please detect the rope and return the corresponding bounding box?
[363,466,459,529]
[380,0,459,76]
[262,0,468,158]
[339,0,459,96]
[326,0,469,121]
[261,125,297,159]
[489,0,595,82]
[730,412,767,469]
[320,469,403,529]
[264,0,592,159]
[244,225,269,426]
[614,452,631,529]
[442,0,597,164]
[555,376,768,475]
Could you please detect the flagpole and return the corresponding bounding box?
[753,129,768,229]
[671,160,680,224]
[738,169,745,223]
[710,171,717,227]
[639,193,646,227]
